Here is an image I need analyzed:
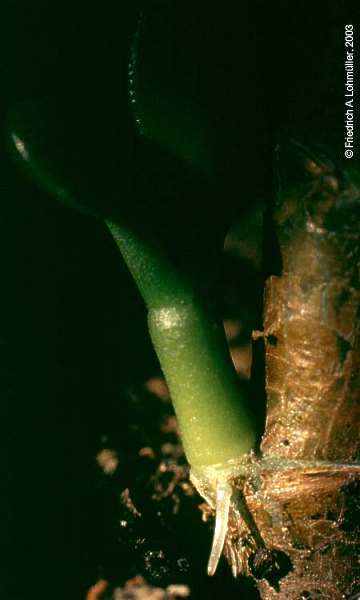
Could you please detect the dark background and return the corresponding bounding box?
[0,2,359,599]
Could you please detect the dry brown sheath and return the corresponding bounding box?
[240,142,360,600]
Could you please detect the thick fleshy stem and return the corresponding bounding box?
[107,220,256,469]
[6,109,257,574]
[107,220,257,573]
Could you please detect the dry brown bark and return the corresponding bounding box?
[242,142,360,599]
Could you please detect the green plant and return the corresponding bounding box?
[6,94,257,575]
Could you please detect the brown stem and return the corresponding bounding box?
[243,142,360,599]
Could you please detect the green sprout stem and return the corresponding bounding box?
[7,104,258,575]
[107,220,256,469]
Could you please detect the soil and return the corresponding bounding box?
[0,146,264,600]
[2,4,359,599]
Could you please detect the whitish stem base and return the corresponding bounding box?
[190,454,360,578]
[190,454,260,577]
[207,479,233,576]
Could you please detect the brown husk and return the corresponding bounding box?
[243,143,360,599]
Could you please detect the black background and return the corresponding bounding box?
[0,2,359,599]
